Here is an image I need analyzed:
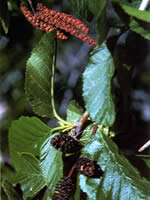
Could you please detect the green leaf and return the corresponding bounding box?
[9,116,63,199]
[17,153,46,200]
[143,158,150,168]
[66,0,88,20]
[96,7,109,45]
[66,0,106,19]
[130,19,150,40]
[9,116,51,171]
[0,1,9,34]
[2,180,22,200]
[120,4,150,23]
[25,31,56,117]
[40,134,63,196]
[136,155,150,168]
[80,130,150,200]
[0,17,8,34]
[1,164,17,184]
[74,174,81,200]
[66,100,83,122]
[82,43,115,126]
[87,0,106,16]
[80,124,94,145]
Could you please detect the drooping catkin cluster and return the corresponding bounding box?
[52,177,74,200]
[20,3,98,46]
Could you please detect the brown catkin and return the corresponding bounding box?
[20,3,98,46]
[36,3,89,34]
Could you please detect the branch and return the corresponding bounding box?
[139,0,150,10]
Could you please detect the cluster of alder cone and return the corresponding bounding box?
[51,130,103,200]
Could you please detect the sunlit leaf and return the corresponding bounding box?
[25,31,56,117]
[66,100,83,122]
[121,4,150,23]
[9,117,63,199]
[40,134,63,196]
[9,116,51,171]
[82,43,115,126]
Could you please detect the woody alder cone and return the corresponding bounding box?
[50,132,83,153]
[76,156,103,177]
[52,177,74,200]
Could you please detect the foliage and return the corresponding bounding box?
[83,43,115,126]
[25,31,56,118]
[80,130,150,200]
[1,0,150,199]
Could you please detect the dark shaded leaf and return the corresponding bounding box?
[96,6,109,45]
[25,31,56,117]
[87,0,106,16]
[66,0,106,19]
[66,0,88,20]
[80,130,150,200]
[82,43,115,126]
[2,180,22,200]
[130,18,150,40]
[0,1,9,34]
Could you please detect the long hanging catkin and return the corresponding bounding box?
[20,2,98,46]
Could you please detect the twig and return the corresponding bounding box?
[90,124,98,138]
[67,164,76,178]
[139,0,150,10]
[138,140,150,152]
[75,111,89,135]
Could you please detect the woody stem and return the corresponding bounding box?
[67,164,76,178]
[75,111,89,135]
[90,124,98,138]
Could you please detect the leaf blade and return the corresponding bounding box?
[17,153,46,200]
[121,4,150,23]
[25,31,56,117]
[82,43,115,126]
[40,134,63,196]
[9,116,51,171]
[130,19,150,40]
[2,180,22,200]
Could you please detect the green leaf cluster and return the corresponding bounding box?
[79,130,150,200]
[9,116,63,199]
